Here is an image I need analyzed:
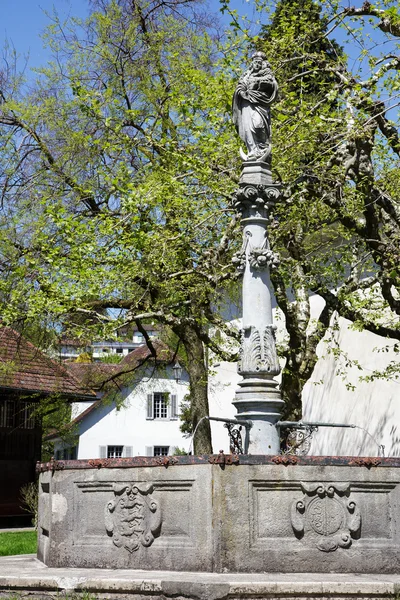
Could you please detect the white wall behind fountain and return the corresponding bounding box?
[209,294,400,457]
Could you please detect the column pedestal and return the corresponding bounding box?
[232,161,283,455]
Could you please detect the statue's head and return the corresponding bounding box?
[251,51,270,73]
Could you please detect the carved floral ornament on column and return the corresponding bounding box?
[232,230,280,274]
[105,482,161,553]
[291,482,361,552]
[238,324,280,376]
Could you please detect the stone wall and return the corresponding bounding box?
[37,455,400,573]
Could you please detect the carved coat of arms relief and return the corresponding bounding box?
[105,483,161,553]
[291,482,361,552]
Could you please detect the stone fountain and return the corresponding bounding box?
[28,54,400,596]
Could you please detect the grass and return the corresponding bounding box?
[0,531,37,556]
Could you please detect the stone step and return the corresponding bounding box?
[0,555,399,600]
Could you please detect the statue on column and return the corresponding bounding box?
[232,51,278,162]
[231,51,283,455]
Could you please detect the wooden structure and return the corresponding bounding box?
[0,326,94,526]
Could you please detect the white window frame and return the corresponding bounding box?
[99,445,133,458]
[146,445,177,457]
[146,393,178,420]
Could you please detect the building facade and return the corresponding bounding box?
[53,343,191,459]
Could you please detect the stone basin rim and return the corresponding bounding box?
[36,454,397,472]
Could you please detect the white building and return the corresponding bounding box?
[58,338,91,362]
[52,295,400,459]
[52,342,191,459]
[58,326,159,362]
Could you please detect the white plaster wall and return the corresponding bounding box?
[209,295,400,458]
[208,359,237,453]
[75,366,190,458]
[63,298,400,458]
[71,401,96,419]
[302,314,400,457]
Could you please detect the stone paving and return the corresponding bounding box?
[0,555,400,599]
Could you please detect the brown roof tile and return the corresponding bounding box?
[64,342,175,392]
[119,340,174,371]
[65,363,119,392]
[0,326,96,398]
[59,338,90,347]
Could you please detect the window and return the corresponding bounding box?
[0,400,36,429]
[55,447,76,460]
[116,348,123,354]
[153,393,168,419]
[21,402,36,429]
[99,445,133,458]
[107,445,123,458]
[153,446,169,456]
[146,393,178,420]
[0,401,14,428]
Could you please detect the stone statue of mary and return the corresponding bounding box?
[232,51,278,162]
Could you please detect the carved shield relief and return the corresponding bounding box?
[291,482,361,552]
[105,483,161,553]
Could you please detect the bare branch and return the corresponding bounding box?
[343,3,400,38]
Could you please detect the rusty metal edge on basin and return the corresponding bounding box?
[36,452,400,472]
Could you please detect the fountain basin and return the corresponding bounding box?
[37,455,400,573]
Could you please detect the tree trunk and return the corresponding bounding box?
[280,369,304,421]
[174,322,212,454]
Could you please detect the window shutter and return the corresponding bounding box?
[145,446,153,457]
[169,446,177,456]
[146,394,154,419]
[99,446,107,459]
[170,394,178,419]
[123,446,133,458]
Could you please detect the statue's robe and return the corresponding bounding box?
[232,69,278,159]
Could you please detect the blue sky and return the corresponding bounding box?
[1,0,254,73]
[0,0,391,82]
[0,0,89,69]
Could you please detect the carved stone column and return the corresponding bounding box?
[232,161,284,454]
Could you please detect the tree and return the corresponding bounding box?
[250,0,349,419]
[256,0,400,417]
[0,0,245,452]
[2,0,400,440]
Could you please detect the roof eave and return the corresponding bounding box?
[0,385,96,400]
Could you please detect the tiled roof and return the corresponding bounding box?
[59,338,90,348]
[65,363,120,392]
[0,326,96,398]
[64,342,175,392]
[119,340,174,371]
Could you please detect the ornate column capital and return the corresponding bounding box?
[232,182,281,218]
